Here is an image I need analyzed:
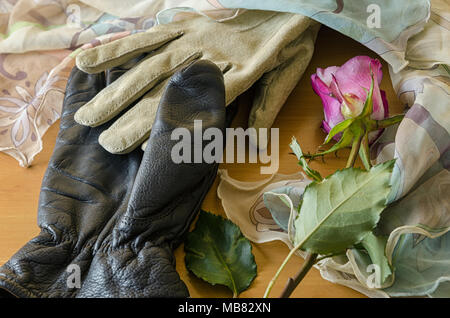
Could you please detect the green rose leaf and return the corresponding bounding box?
[264,160,396,298]
[184,210,257,298]
[323,118,355,144]
[294,160,395,254]
[314,128,355,158]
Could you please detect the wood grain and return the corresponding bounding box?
[0,26,404,298]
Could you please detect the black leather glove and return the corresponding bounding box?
[0,59,227,297]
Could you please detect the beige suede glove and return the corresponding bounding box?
[75,10,319,154]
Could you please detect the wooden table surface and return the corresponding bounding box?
[0,26,404,298]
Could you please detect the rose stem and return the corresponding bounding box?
[346,135,363,168]
[279,253,318,298]
[271,135,363,298]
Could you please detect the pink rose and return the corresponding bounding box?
[311,56,389,144]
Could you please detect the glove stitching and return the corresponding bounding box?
[77,31,184,69]
[224,13,301,106]
[232,11,279,32]
[100,54,203,152]
[82,50,200,127]
[105,50,200,117]
[82,13,306,154]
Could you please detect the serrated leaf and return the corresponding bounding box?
[184,210,257,297]
[293,160,395,254]
[289,137,322,182]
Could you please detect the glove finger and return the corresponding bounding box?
[137,98,238,152]
[61,67,105,128]
[99,79,166,154]
[105,54,147,85]
[0,66,146,298]
[76,28,183,74]
[41,66,144,232]
[114,59,226,246]
[248,24,319,149]
[74,49,202,128]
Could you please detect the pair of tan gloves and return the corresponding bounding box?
[75,10,320,154]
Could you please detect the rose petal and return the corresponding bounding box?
[368,91,389,144]
[311,74,344,129]
[329,74,344,103]
[316,66,339,87]
[312,56,390,146]
[334,56,383,102]
[321,120,331,133]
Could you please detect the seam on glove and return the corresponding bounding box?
[99,53,203,153]
[224,14,304,105]
[232,11,278,32]
[81,50,201,127]
[77,31,184,70]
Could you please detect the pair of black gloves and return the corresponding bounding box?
[0,58,234,297]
